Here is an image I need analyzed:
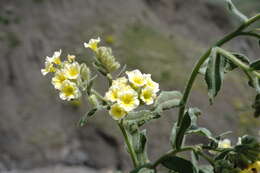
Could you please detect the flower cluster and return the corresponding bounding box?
[84,37,120,73]
[41,50,90,101]
[105,69,159,120]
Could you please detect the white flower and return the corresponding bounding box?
[48,49,62,65]
[140,87,157,105]
[67,54,76,63]
[59,80,81,101]
[84,37,101,52]
[63,62,81,79]
[218,139,232,149]
[117,89,139,112]
[41,60,56,75]
[51,70,67,89]
[109,103,127,120]
[143,74,159,93]
[126,69,146,87]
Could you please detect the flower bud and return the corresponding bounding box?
[96,46,120,73]
[80,63,91,82]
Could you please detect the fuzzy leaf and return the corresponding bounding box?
[252,93,260,118]
[161,156,197,173]
[154,91,182,113]
[78,108,98,127]
[171,112,191,149]
[225,0,248,22]
[205,50,225,103]
[125,110,160,127]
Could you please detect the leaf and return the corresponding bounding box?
[225,0,248,22]
[170,123,178,149]
[78,108,98,127]
[224,53,250,72]
[154,91,182,113]
[205,49,225,104]
[199,165,214,173]
[250,60,260,70]
[172,112,191,149]
[130,164,152,173]
[187,126,216,142]
[138,168,155,173]
[161,156,197,173]
[125,110,160,127]
[252,93,260,118]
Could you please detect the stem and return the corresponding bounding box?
[197,151,215,166]
[176,14,260,127]
[151,147,194,168]
[118,121,138,167]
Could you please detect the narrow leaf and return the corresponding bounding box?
[175,112,191,149]
[225,0,248,22]
[205,50,225,103]
[161,156,197,173]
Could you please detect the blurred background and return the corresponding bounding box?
[0,0,260,172]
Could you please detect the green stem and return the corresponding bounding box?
[151,147,194,168]
[215,47,260,78]
[118,121,138,167]
[197,151,215,166]
[176,14,260,127]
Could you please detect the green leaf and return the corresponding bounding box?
[225,0,248,22]
[78,108,98,127]
[199,165,214,173]
[205,49,226,104]
[125,110,160,127]
[129,164,152,173]
[187,127,216,142]
[170,123,178,149]
[138,168,155,173]
[252,93,260,118]
[161,156,197,173]
[154,91,182,113]
[250,60,260,70]
[224,53,250,72]
[174,112,191,149]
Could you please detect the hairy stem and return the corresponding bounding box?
[118,121,138,167]
[176,14,260,127]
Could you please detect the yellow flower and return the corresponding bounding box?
[118,89,139,112]
[59,80,81,101]
[84,37,100,52]
[105,86,120,102]
[240,161,260,173]
[105,77,129,102]
[109,103,127,120]
[126,69,146,87]
[218,139,232,149]
[64,62,81,79]
[144,74,159,93]
[51,70,67,89]
[111,77,128,87]
[67,54,76,63]
[140,87,157,105]
[48,49,62,65]
[41,60,56,75]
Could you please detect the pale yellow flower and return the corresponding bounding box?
[67,54,76,63]
[240,161,260,173]
[84,37,100,52]
[64,62,81,79]
[218,139,232,149]
[118,89,139,112]
[144,74,159,93]
[140,87,157,105]
[51,70,67,89]
[105,86,121,102]
[126,69,146,87]
[41,60,56,75]
[109,103,127,120]
[48,49,62,65]
[111,77,128,87]
[59,80,81,101]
